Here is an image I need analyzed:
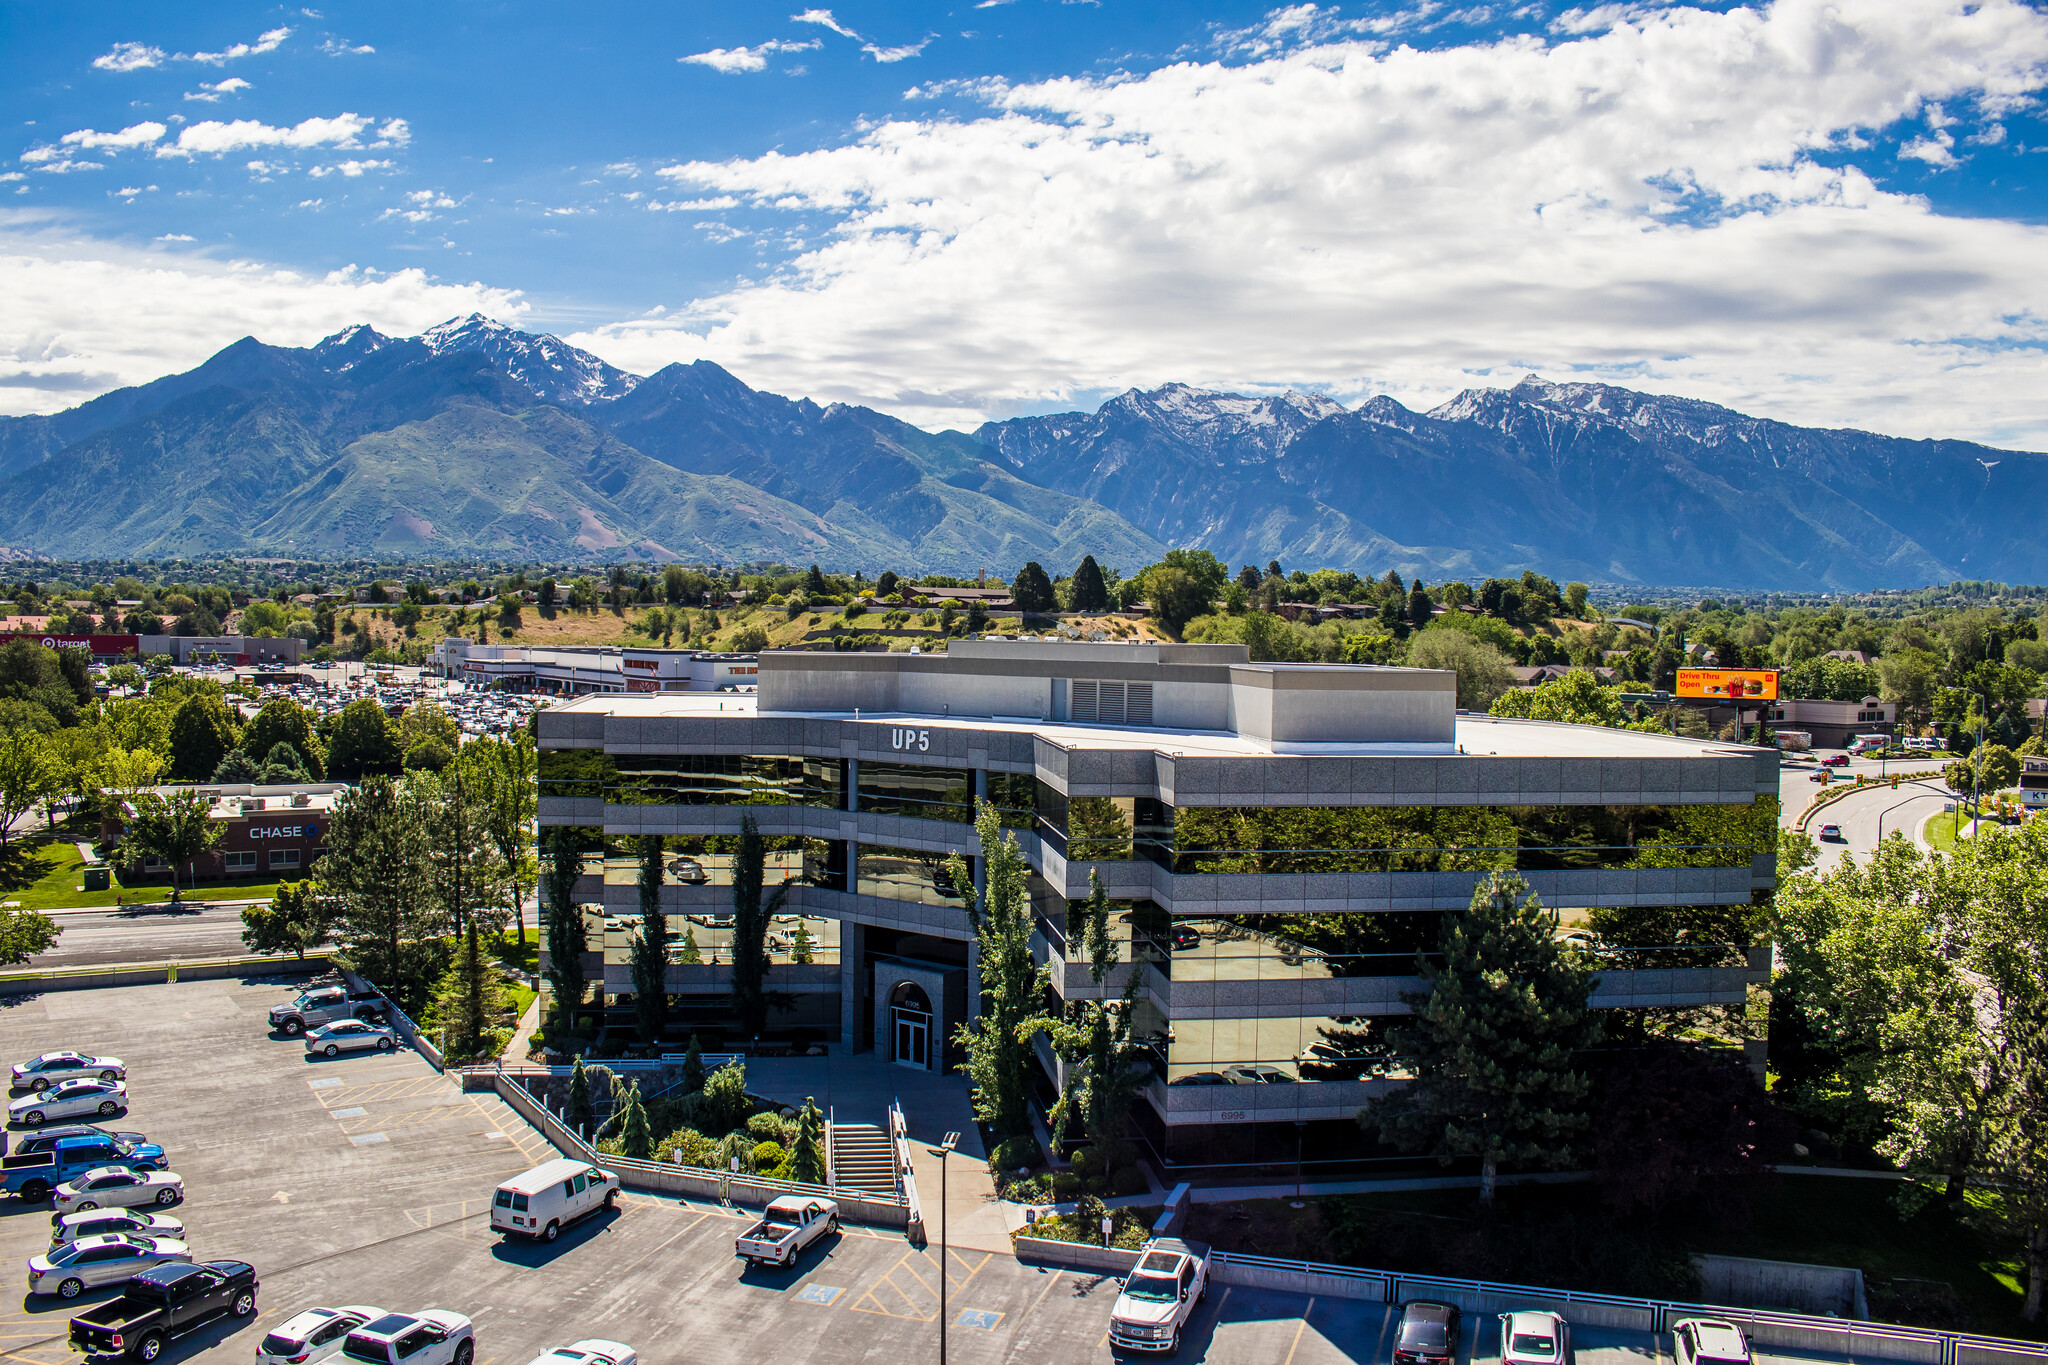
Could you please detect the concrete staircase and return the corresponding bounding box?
[827,1122,899,1198]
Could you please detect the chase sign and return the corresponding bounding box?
[251,823,319,840]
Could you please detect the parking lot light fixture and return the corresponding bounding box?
[926,1132,960,1365]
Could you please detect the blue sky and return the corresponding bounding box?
[5,0,2048,445]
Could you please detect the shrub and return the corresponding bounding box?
[685,1062,752,1135]
[658,1126,718,1167]
[1050,1171,1084,1198]
[989,1135,1039,1174]
[843,603,867,620]
[1070,1146,1103,1179]
[751,1140,786,1172]
[747,1111,792,1145]
[1111,1167,1150,1197]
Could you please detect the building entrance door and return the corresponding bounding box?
[888,980,935,1070]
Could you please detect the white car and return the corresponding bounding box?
[27,1232,190,1298]
[53,1165,184,1211]
[1501,1310,1570,1365]
[257,1305,389,1365]
[304,1020,399,1057]
[12,1052,125,1091]
[527,1342,637,1365]
[10,1077,127,1126]
[1673,1319,1752,1365]
[339,1311,475,1365]
[51,1209,185,1249]
[1108,1238,1209,1355]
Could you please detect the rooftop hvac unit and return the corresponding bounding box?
[292,793,311,807]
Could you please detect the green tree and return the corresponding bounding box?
[399,700,461,754]
[326,698,403,780]
[1407,628,1517,711]
[1408,578,1434,629]
[544,829,589,1036]
[1563,582,1590,618]
[403,738,454,773]
[948,800,1051,1138]
[211,749,261,783]
[242,697,325,778]
[122,788,225,904]
[1011,561,1057,613]
[424,764,510,938]
[1070,555,1110,612]
[682,1033,706,1093]
[1366,873,1600,1206]
[789,1097,827,1185]
[567,1054,596,1136]
[1141,566,1207,637]
[632,836,671,1044]
[318,776,441,1007]
[468,732,538,945]
[0,728,56,849]
[166,691,239,781]
[1488,670,1629,727]
[241,880,332,958]
[0,905,59,965]
[730,814,788,1039]
[435,917,508,1060]
[617,1079,653,1160]
[1983,1003,2048,1320]
[1030,871,1146,1177]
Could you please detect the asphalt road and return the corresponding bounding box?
[25,903,265,970]
[1804,779,1953,873]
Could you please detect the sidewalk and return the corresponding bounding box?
[504,995,542,1062]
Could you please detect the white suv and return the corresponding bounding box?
[340,1311,475,1365]
[1673,1318,1752,1365]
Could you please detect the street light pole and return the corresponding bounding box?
[928,1131,960,1365]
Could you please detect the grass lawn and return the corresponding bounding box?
[0,827,281,912]
[1182,1174,2034,1338]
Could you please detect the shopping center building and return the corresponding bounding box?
[536,641,1776,1173]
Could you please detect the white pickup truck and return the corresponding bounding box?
[1108,1238,1210,1355]
[733,1196,839,1269]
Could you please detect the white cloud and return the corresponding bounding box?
[861,38,932,63]
[374,119,410,147]
[21,123,169,163]
[246,160,288,177]
[1899,130,1958,165]
[161,113,373,157]
[321,39,375,56]
[647,196,741,211]
[116,187,143,199]
[184,27,292,65]
[93,42,166,72]
[306,159,392,178]
[0,223,525,416]
[792,9,860,38]
[680,40,818,73]
[592,0,2048,445]
[155,233,195,241]
[0,174,23,183]
[184,77,252,103]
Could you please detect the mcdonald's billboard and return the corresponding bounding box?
[1676,668,1778,701]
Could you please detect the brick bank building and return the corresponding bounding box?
[110,783,340,885]
[537,642,1776,1175]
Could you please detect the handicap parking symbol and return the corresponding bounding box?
[795,1285,844,1306]
[955,1309,1003,1331]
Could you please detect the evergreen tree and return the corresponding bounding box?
[166,691,238,781]
[1408,578,1434,629]
[241,879,331,958]
[948,800,1051,1138]
[424,764,510,938]
[242,696,325,779]
[679,924,702,964]
[790,1097,827,1185]
[1366,872,1599,1207]
[210,748,261,783]
[682,1033,706,1094]
[618,1080,654,1160]
[1235,564,1262,597]
[632,835,671,1044]
[730,814,788,1038]
[804,564,830,597]
[567,1054,595,1137]
[1030,871,1145,1177]
[318,777,440,1007]
[790,919,814,964]
[434,917,506,1060]
[543,829,588,1036]
[877,570,900,598]
[1011,561,1057,613]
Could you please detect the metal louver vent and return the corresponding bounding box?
[1071,679,1099,722]
[1099,681,1126,724]
[1126,682,1153,727]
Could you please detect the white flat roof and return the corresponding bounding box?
[546,694,1761,760]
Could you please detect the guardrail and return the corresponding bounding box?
[1009,1240,2048,1365]
[476,1068,910,1229]
[0,952,331,995]
[890,1099,923,1243]
[337,967,443,1071]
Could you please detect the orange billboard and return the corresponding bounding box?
[1677,669,1778,701]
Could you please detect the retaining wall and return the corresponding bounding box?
[1014,1235,1142,1276]
[0,953,329,995]
[1696,1252,1867,1319]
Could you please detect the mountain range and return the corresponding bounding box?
[1,315,2042,589]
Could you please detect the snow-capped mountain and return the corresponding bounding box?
[416,313,640,405]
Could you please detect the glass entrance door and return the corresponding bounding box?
[892,1008,930,1070]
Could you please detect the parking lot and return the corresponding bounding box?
[0,977,1799,1365]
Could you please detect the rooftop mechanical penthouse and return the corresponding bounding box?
[537,641,1777,1174]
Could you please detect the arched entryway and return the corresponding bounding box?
[890,981,933,1071]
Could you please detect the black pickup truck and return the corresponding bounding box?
[68,1260,259,1361]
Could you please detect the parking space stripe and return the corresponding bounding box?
[1283,1295,1317,1365]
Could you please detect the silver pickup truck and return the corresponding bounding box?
[734,1196,839,1269]
[267,987,385,1037]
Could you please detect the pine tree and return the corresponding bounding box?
[790,1096,827,1185]
[948,800,1051,1138]
[543,829,588,1037]
[319,776,438,1007]
[425,763,510,939]
[631,836,671,1044]
[1367,873,1599,1206]
[679,924,702,964]
[618,1080,653,1160]
[790,919,814,964]
[434,917,506,1060]
[1011,561,1057,613]
[1408,578,1434,628]
[730,815,788,1038]
[682,1033,706,1094]
[567,1054,595,1138]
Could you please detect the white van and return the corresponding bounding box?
[490,1158,620,1242]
